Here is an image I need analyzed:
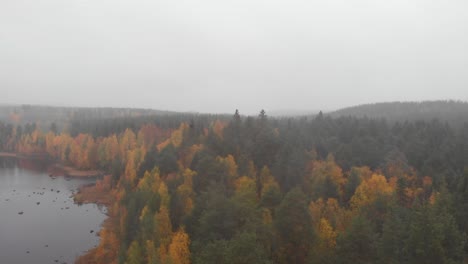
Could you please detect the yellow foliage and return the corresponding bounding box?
[309,218,338,263]
[45,132,56,156]
[181,144,203,168]
[259,166,280,197]
[157,123,187,151]
[168,229,191,264]
[146,240,158,264]
[171,129,183,148]
[139,206,150,222]
[306,155,346,197]
[124,150,137,184]
[217,154,238,179]
[212,120,226,139]
[422,176,433,187]
[171,123,188,148]
[262,208,273,225]
[156,206,173,248]
[235,176,256,193]
[309,198,325,223]
[158,245,168,264]
[176,169,196,216]
[350,174,394,209]
[134,146,147,170]
[429,191,438,205]
[159,182,170,208]
[182,169,195,186]
[137,171,152,190]
[94,227,119,262]
[388,176,398,189]
[120,129,137,161]
[317,218,337,249]
[309,198,353,232]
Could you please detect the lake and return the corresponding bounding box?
[0,157,107,264]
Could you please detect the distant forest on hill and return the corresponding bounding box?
[4,100,468,134]
[0,104,178,131]
[330,100,468,127]
[0,105,191,136]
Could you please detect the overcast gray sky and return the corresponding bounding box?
[1,0,467,114]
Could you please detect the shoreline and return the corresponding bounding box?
[0,152,49,160]
[0,152,103,178]
[74,178,117,264]
[48,164,103,178]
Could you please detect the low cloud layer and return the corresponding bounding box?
[1,0,467,114]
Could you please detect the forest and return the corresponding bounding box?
[1,102,468,264]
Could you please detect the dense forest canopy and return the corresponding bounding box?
[1,102,468,263]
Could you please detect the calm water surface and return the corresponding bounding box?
[0,158,107,264]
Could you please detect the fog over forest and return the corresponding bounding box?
[2,2,468,263]
[1,0,468,113]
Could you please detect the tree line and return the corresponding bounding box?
[2,109,468,263]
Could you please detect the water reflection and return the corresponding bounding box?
[0,157,106,264]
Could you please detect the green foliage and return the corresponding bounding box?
[378,194,465,264]
[274,188,314,264]
[193,239,228,264]
[343,167,362,204]
[455,169,468,229]
[379,206,410,263]
[224,232,271,264]
[405,206,463,263]
[125,240,143,264]
[335,216,378,264]
[157,144,179,176]
[193,232,271,264]
[260,185,282,213]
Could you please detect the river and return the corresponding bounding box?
[0,157,107,264]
